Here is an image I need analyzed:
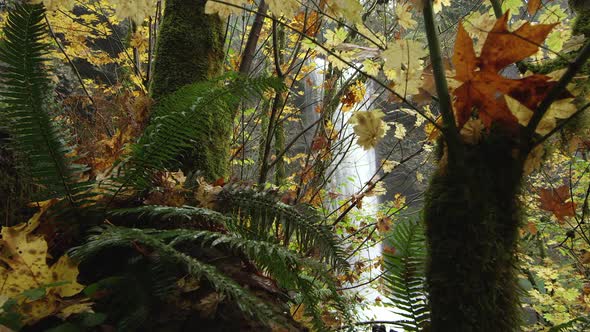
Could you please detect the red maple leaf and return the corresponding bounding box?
[538,185,577,222]
[452,12,571,130]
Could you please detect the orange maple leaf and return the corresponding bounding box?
[528,0,554,15]
[538,185,577,222]
[452,12,569,130]
[527,0,542,15]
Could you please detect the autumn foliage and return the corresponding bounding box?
[452,12,571,131]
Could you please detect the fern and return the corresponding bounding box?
[72,225,296,328]
[109,202,350,330]
[71,223,350,331]
[108,75,283,196]
[219,186,349,270]
[110,205,232,225]
[383,217,430,331]
[163,226,348,331]
[548,315,590,331]
[0,3,91,209]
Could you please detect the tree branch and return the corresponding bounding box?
[525,41,590,146]
[239,0,268,74]
[423,0,462,158]
[490,0,503,18]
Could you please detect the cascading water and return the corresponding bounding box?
[330,80,402,324]
[302,59,403,326]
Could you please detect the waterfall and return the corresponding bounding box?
[300,60,403,325]
[330,80,403,324]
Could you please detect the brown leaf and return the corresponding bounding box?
[311,135,329,151]
[479,12,557,72]
[526,221,538,235]
[377,217,392,233]
[453,23,478,82]
[383,244,396,256]
[538,185,577,222]
[527,0,542,15]
[451,13,571,130]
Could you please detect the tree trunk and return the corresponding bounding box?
[424,138,525,331]
[150,0,229,180]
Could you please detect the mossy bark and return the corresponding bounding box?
[151,0,224,99]
[150,0,229,180]
[424,137,524,331]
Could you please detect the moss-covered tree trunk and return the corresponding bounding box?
[150,0,228,180]
[424,138,525,331]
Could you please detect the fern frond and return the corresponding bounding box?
[548,315,590,332]
[108,75,283,195]
[70,226,283,326]
[109,205,232,225]
[383,218,429,331]
[219,186,349,271]
[0,3,91,208]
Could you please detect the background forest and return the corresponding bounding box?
[0,0,589,331]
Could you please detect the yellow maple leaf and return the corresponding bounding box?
[505,95,576,135]
[382,160,399,173]
[366,181,387,197]
[407,0,451,13]
[267,0,300,19]
[31,0,76,11]
[395,3,417,30]
[205,1,242,17]
[382,39,426,95]
[433,0,451,13]
[325,0,363,24]
[349,110,390,150]
[0,209,88,324]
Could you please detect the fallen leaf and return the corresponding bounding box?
[0,214,88,324]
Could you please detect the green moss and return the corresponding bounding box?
[572,8,590,36]
[150,0,224,99]
[424,136,524,331]
[149,0,228,179]
[155,83,233,181]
